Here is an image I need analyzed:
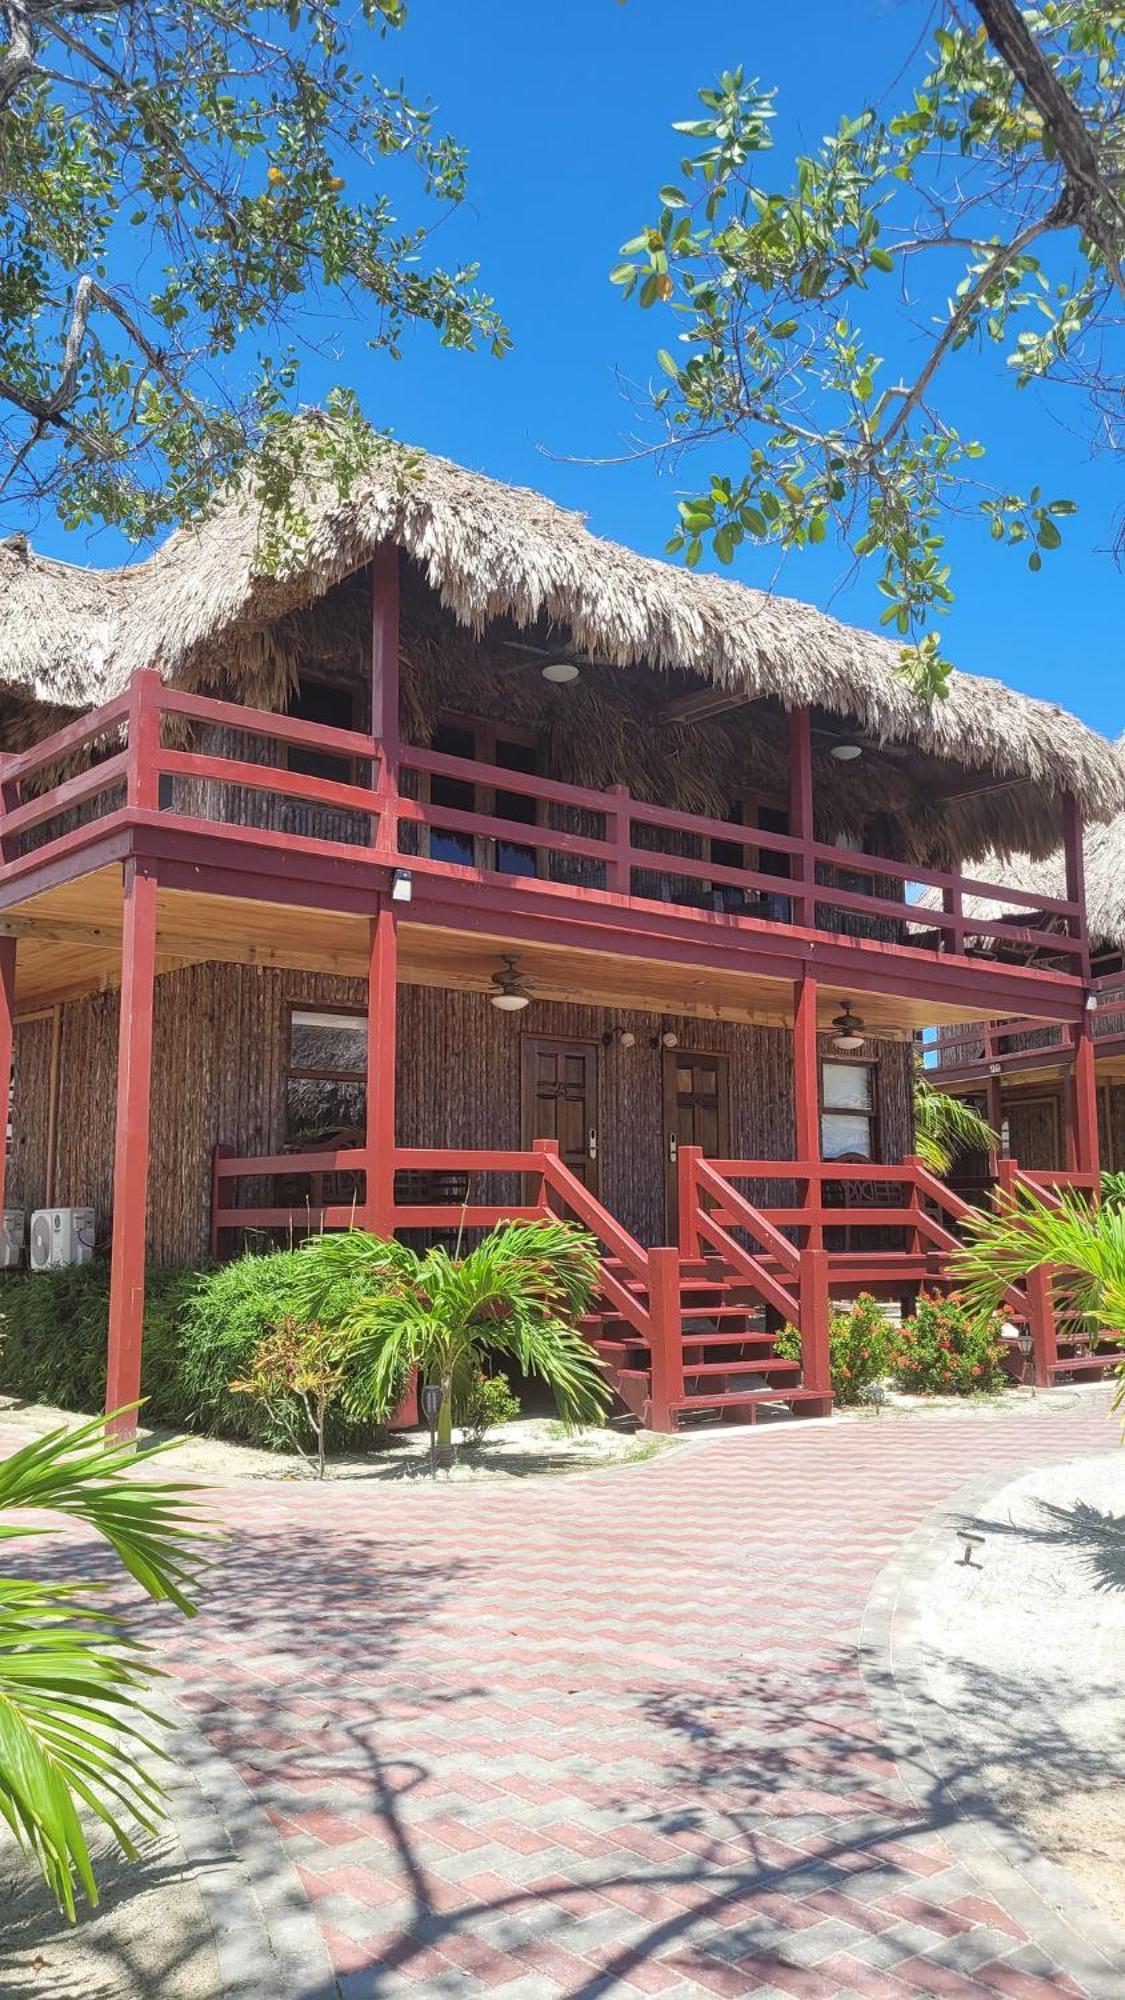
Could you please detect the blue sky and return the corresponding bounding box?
[31,0,1122,734]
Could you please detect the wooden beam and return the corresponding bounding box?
[105,861,158,1440]
[363,900,398,1236]
[0,938,15,1223]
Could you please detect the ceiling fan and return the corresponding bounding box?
[497,637,617,684]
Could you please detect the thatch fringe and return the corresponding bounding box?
[2,441,1123,858]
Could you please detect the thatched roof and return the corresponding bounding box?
[918,806,1125,955]
[2,440,1123,848]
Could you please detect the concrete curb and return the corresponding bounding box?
[165,1707,338,2000]
[860,1452,1125,2000]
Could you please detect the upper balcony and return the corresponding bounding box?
[0,667,1100,1030]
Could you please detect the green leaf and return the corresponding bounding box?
[659,186,687,209]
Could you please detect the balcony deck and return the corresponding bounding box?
[0,673,1092,1030]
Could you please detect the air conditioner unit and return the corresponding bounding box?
[29,1208,95,1272]
[1,1210,24,1270]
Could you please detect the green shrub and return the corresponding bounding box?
[776,1293,892,1405]
[891,1292,1009,1396]
[0,1263,198,1424]
[458,1369,521,1446]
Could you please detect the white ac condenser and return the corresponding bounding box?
[29,1208,95,1272]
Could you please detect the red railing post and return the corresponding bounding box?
[363,898,398,1237]
[941,864,964,956]
[0,937,15,1225]
[678,1145,702,1259]
[127,669,162,812]
[1024,1263,1058,1387]
[532,1135,561,1217]
[646,1245,682,1433]
[606,783,631,894]
[787,706,815,930]
[105,858,159,1441]
[798,1246,832,1407]
[210,1144,234,1261]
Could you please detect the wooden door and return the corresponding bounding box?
[663,1049,731,1236]
[521,1037,600,1193]
[1007,1092,1062,1171]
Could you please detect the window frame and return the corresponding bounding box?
[819,1054,880,1163]
[424,711,543,878]
[285,673,360,785]
[284,1002,368,1146]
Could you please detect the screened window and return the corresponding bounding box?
[821,1060,877,1161]
[286,1008,366,1144]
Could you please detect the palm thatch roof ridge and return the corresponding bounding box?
[2,439,1123,830]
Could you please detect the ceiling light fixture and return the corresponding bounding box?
[832,1000,865,1052]
[541,659,580,685]
[489,954,532,1012]
[830,742,863,763]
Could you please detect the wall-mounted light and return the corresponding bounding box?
[541,659,580,685]
[830,742,863,763]
[490,954,531,1012]
[391,868,413,903]
[831,1000,865,1052]
[649,1028,680,1050]
[602,1027,637,1049]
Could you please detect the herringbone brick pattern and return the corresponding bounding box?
[9,1396,1118,1995]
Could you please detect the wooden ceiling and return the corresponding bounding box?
[1,865,1045,1039]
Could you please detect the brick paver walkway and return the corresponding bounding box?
[17,1395,1123,1996]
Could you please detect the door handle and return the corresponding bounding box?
[588,1128,598,1162]
[668,1132,678,1163]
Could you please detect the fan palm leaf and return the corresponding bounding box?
[0,1411,210,1917]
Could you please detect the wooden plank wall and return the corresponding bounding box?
[10,969,914,1265]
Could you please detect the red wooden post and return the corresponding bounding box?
[646,1245,683,1433]
[941,864,964,956]
[606,783,631,894]
[371,542,400,854]
[677,1145,702,1260]
[1061,791,1090,976]
[793,969,822,1248]
[105,859,159,1438]
[363,900,398,1238]
[1024,1264,1058,1387]
[986,1069,1005,1176]
[787,706,815,929]
[127,670,162,811]
[1070,1013,1100,1182]
[0,938,15,1224]
[797,1246,832,1412]
[0,756,20,868]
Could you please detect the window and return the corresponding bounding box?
[286,1008,366,1144]
[286,677,357,783]
[821,1060,877,1161]
[707,799,791,918]
[428,719,539,877]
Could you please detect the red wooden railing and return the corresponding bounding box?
[0,669,1087,969]
[930,974,1125,1077]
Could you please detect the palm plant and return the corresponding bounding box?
[294,1219,609,1454]
[0,1411,207,1918]
[913,1071,998,1176]
[949,1185,1125,1416]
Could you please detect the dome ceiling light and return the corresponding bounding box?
[831,1000,866,1052]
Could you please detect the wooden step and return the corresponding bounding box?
[682,1360,801,1381]
[668,1386,829,1414]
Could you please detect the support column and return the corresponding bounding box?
[371,541,400,853]
[0,938,15,1224]
[793,969,820,1160]
[986,1069,1005,1176]
[1071,1014,1100,1182]
[787,706,816,929]
[363,899,398,1238]
[105,860,158,1435]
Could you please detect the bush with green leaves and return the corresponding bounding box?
[458,1369,522,1447]
[776,1293,892,1406]
[0,1264,198,1425]
[891,1292,1010,1396]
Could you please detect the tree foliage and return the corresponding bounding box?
[914,1071,999,1174]
[615,0,1124,697]
[0,1412,208,1917]
[0,0,508,538]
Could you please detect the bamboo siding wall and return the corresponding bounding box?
[11,968,914,1265]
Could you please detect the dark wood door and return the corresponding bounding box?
[521,1037,600,1193]
[663,1049,731,1236]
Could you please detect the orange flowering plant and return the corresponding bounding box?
[891,1292,1009,1397]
